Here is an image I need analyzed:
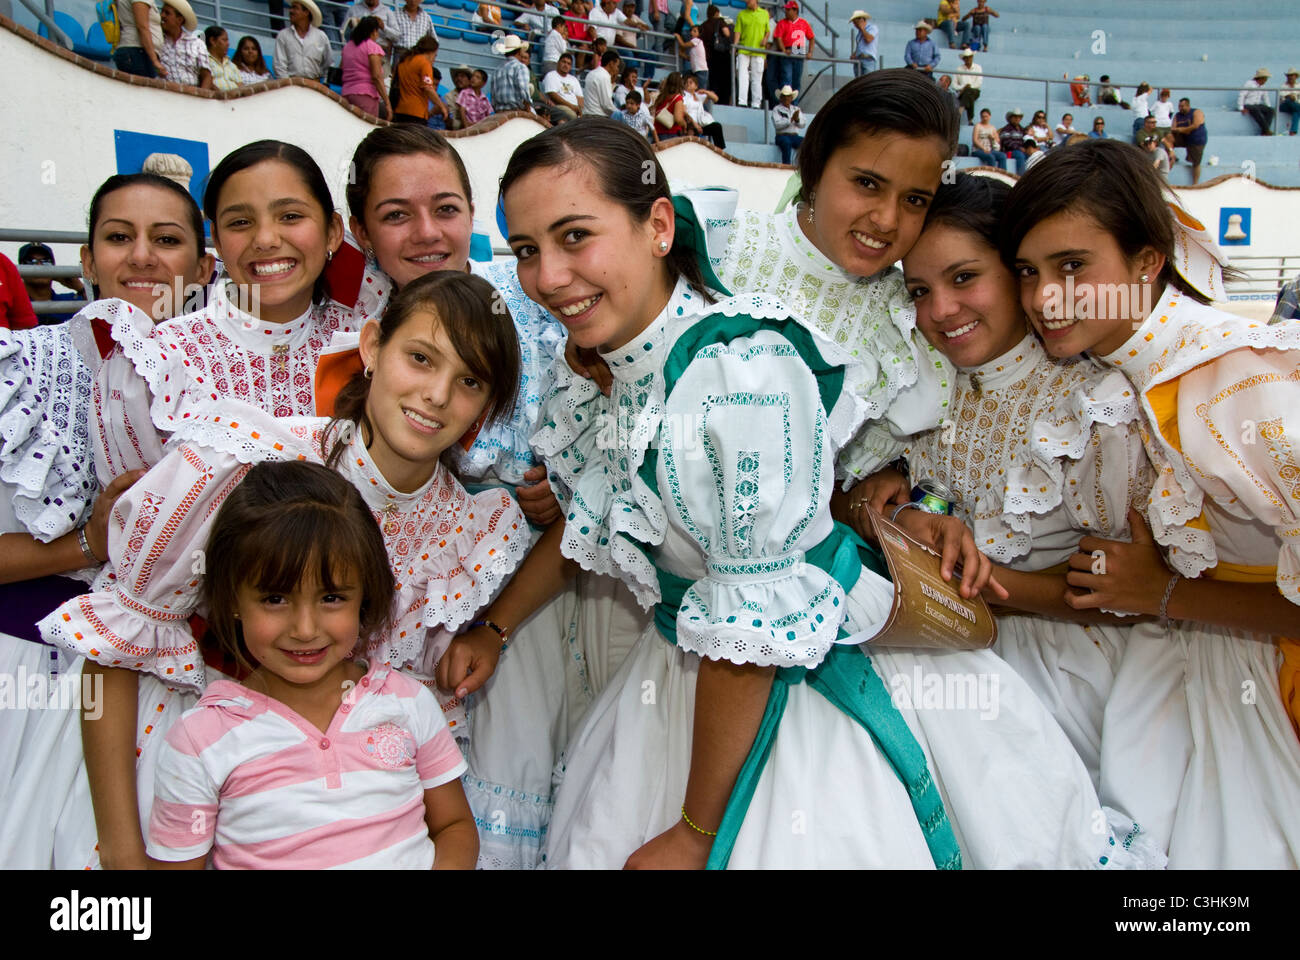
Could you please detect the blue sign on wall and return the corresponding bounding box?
[1218,207,1251,246]
[113,130,211,211]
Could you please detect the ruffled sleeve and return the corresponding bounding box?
[457,259,567,484]
[38,401,327,689]
[661,302,869,669]
[0,322,99,542]
[1175,346,1300,603]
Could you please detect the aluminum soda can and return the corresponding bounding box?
[910,479,955,515]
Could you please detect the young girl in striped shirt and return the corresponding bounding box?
[146,460,478,870]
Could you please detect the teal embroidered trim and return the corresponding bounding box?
[733,449,759,555]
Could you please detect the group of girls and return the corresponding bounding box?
[0,66,1295,869]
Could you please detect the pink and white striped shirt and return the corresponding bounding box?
[147,662,467,869]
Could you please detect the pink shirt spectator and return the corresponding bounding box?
[147,662,467,869]
[459,88,493,126]
[341,37,386,97]
[686,35,706,72]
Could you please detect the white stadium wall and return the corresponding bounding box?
[2,16,1297,323]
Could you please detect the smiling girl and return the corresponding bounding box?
[13,272,525,869]
[1005,138,1300,867]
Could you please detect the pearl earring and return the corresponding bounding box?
[1140,273,1149,283]
[659,240,669,252]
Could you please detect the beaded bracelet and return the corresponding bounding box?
[469,618,511,653]
[681,804,718,837]
[1158,574,1181,623]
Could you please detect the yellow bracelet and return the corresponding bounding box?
[680,804,718,837]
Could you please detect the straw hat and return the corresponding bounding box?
[914,20,931,31]
[777,84,798,98]
[1287,67,1299,77]
[848,9,870,21]
[493,33,529,55]
[289,0,323,28]
[161,0,198,32]
[1255,67,1272,80]
[960,46,974,58]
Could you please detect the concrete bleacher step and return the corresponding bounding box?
[726,142,782,164]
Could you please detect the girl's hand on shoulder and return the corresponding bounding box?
[86,469,148,562]
[895,509,1008,601]
[1065,508,1169,615]
[624,819,712,870]
[515,465,562,525]
[435,625,503,699]
[564,337,613,396]
[849,468,910,517]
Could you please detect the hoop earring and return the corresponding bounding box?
[363,365,373,379]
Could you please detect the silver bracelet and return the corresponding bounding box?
[891,501,920,523]
[76,525,101,566]
[1158,573,1181,622]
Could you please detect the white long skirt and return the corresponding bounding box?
[1101,621,1300,869]
[544,568,1162,869]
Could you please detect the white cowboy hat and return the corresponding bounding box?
[914,20,932,31]
[289,0,323,28]
[161,0,198,32]
[960,46,974,57]
[1255,66,1271,79]
[493,33,529,55]
[777,84,798,98]
[848,9,870,21]
[1287,67,1300,76]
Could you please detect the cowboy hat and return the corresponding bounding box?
[493,33,529,54]
[1287,67,1299,76]
[161,0,198,32]
[1255,67,1272,79]
[848,9,870,21]
[288,0,323,28]
[777,84,798,98]
[914,20,931,31]
[960,46,974,57]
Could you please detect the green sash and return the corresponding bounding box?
[654,523,963,870]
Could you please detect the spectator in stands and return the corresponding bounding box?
[493,34,536,113]
[543,52,585,120]
[1281,68,1300,136]
[1096,74,1126,108]
[682,73,725,147]
[699,6,731,103]
[1026,109,1051,149]
[114,0,165,78]
[473,3,504,30]
[1171,96,1206,183]
[998,107,1027,173]
[613,65,642,107]
[587,36,612,75]
[936,0,968,50]
[1088,116,1108,138]
[204,26,242,91]
[460,68,494,125]
[970,108,1004,168]
[936,74,960,116]
[734,0,769,108]
[392,35,447,123]
[518,0,561,38]
[393,0,437,63]
[1067,73,1091,106]
[1130,81,1151,134]
[234,35,273,83]
[953,46,981,121]
[1143,135,1170,177]
[341,16,392,118]
[1053,112,1078,145]
[0,253,37,330]
[960,0,996,50]
[346,0,398,51]
[903,20,940,79]
[589,0,626,48]
[275,0,332,81]
[158,0,211,88]
[17,243,83,325]
[445,66,471,127]
[566,0,596,68]
[1240,67,1276,135]
[542,15,569,74]
[676,23,708,88]
[1022,138,1044,171]
[583,49,622,115]
[1134,114,1160,147]
[652,70,689,139]
[770,83,803,164]
[616,1,651,57]
[1151,87,1175,141]
[612,88,656,140]
[848,10,877,78]
[772,1,813,94]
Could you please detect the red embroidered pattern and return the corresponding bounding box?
[132,445,213,595]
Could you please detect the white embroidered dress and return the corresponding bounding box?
[902,334,1152,791]
[1,402,526,868]
[1091,286,1300,869]
[537,281,1151,868]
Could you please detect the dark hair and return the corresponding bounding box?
[1000,138,1220,305]
[402,34,439,60]
[88,173,205,257]
[204,140,336,303]
[498,118,715,302]
[592,36,607,50]
[558,50,573,63]
[432,67,442,81]
[1135,82,1150,96]
[625,89,642,104]
[351,14,381,44]
[345,125,474,237]
[325,271,521,469]
[601,49,621,68]
[551,14,565,27]
[797,68,959,202]
[234,35,270,74]
[706,3,719,15]
[619,66,638,84]
[203,25,227,49]
[923,173,1009,252]
[654,71,685,110]
[203,460,395,676]
[472,68,487,81]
